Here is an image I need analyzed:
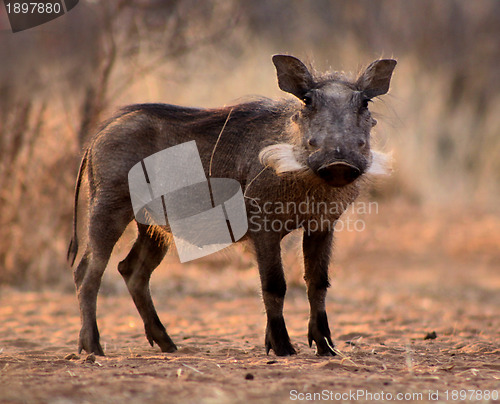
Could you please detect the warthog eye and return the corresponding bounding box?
[302,94,313,106]
[308,137,318,147]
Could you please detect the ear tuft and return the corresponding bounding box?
[272,55,315,100]
[357,59,397,98]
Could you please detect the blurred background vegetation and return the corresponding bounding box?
[0,0,499,288]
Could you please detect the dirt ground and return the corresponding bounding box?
[0,203,499,403]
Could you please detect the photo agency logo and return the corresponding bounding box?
[3,0,78,33]
[128,141,248,263]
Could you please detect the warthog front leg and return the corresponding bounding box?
[303,230,336,356]
[253,232,296,356]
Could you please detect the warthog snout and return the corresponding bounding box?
[307,146,367,187]
[316,161,362,187]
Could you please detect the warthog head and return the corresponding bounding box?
[260,55,396,187]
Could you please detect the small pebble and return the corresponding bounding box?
[245,373,254,380]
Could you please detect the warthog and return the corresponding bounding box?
[68,55,396,356]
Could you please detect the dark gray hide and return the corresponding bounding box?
[68,55,396,356]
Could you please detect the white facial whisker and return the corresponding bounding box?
[260,144,392,179]
[366,150,392,176]
[259,144,307,175]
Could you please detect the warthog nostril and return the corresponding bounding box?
[317,161,362,187]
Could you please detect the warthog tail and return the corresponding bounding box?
[67,148,88,267]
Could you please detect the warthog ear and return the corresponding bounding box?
[272,55,315,100]
[357,59,397,99]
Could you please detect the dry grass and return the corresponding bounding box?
[0,1,499,287]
